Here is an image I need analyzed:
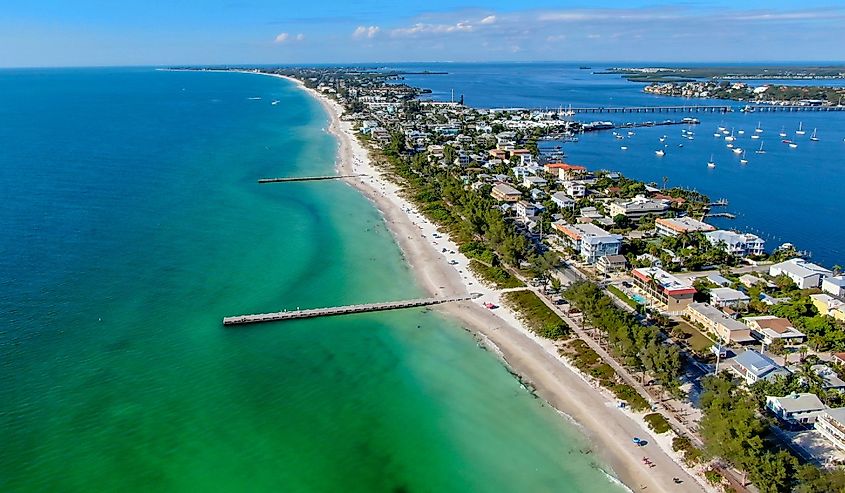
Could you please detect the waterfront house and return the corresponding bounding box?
[631,267,697,314]
[810,294,845,322]
[491,183,522,203]
[710,287,751,308]
[823,276,845,297]
[685,302,755,344]
[544,163,587,181]
[769,258,832,289]
[745,315,806,347]
[655,217,715,237]
[551,192,576,209]
[815,408,845,451]
[596,254,628,275]
[608,195,670,220]
[731,350,789,385]
[765,393,827,426]
[704,230,766,257]
[553,221,623,264]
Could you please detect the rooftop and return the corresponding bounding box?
[734,350,785,378]
[632,267,696,295]
[768,393,826,413]
[656,216,715,233]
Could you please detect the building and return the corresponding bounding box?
[596,254,628,275]
[823,276,845,297]
[705,274,732,287]
[491,183,522,203]
[769,258,832,289]
[515,200,537,219]
[809,365,845,391]
[685,302,755,343]
[631,267,697,314]
[710,287,751,308]
[810,294,845,322]
[551,191,576,209]
[608,195,670,220]
[731,350,789,385]
[816,408,845,451]
[655,217,715,237]
[765,393,827,425]
[705,230,766,257]
[563,181,587,198]
[739,274,774,289]
[553,221,623,264]
[745,315,806,347]
[544,162,587,180]
[522,175,548,189]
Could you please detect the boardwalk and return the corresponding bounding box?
[258,174,366,184]
[494,105,732,114]
[223,294,481,326]
[744,104,845,113]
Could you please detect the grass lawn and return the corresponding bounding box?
[674,320,715,354]
[607,285,639,310]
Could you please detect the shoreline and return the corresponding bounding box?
[249,70,716,493]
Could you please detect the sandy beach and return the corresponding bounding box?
[264,72,717,493]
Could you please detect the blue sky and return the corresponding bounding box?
[1,1,844,67]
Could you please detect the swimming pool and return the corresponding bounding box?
[630,294,647,305]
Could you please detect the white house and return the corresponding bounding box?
[822,276,845,297]
[710,287,750,308]
[551,191,576,209]
[769,258,832,289]
[731,350,789,385]
[522,175,548,189]
[553,221,623,264]
[765,393,827,425]
[563,181,587,198]
[745,315,806,347]
[705,230,766,257]
[815,408,845,451]
[515,200,538,219]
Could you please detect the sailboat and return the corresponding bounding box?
[655,149,665,156]
[707,154,716,168]
[751,133,760,140]
[755,122,763,133]
[755,141,766,154]
[796,122,806,135]
[779,126,787,138]
[810,128,819,142]
[733,147,743,154]
[740,151,748,164]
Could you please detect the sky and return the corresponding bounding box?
[1,1,844,67]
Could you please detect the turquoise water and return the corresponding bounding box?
[394,62,845,267]
[0,68,623,492]
[630,295,647,305]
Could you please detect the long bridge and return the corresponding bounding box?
[223,294,481,326]
[258,174,366,184]
[491,104,845,114]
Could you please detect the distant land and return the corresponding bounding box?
[597,65,845,83]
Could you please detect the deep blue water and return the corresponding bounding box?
[391,62,845,267]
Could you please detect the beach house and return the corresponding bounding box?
[608,195,670,220]
[705,230,766,257]
[491,183,522,203]
[731,350,789,385]
[810,294,845,322]
[709,287,751,308]
[823,276,845,297]
[769,258,832,289]
[765,393,827,426]
[655,217,715,237]
[815,408,845,452]
[551,191,576,209]
[744,315,806,347]
[553,221,622,264]
[685,302,755,344]
[631,267,697,314]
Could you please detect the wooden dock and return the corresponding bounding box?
[493,105,732,114]
[223,294,481,326]
[258,174,366,184]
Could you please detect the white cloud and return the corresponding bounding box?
[274,32,290,43]
[480,15,497,25]
[353,25,380,39]
[391,21,474,37]
[296,33,305,41]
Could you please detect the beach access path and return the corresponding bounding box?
[269,73,719,493]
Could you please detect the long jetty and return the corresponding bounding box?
[493,105,733,114]
[258,174,366,184]
[222,294,481,326]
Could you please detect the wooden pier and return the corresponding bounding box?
[258,174,366,184]
[743,105,845,113]
[223,294,481,326]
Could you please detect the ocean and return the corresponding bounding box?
[0,67,623,492]
[393,62,845,267]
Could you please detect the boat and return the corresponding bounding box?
[796,122,805,135]
[740,151,748,164]
[782,139,793,144]
[678,143,684,147]
[726,143,734,148]
[751,134,760,139]
[725,129,735,142]
[810,128,819,142]
[755,142,766,154]
[687,135,694,140]
[733,147,743,154]
[713,132,722,137]
[628,131,635,136]
[655,149,665,156]
[659,136,666,142]
[620,146,628,150]
[755,122,763,133]
[717,125,726,131]
[779,127,787,138]
[738,130,745,135]
[707,154,716,168]
[271,100,280,105]
[789,143,798,148]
